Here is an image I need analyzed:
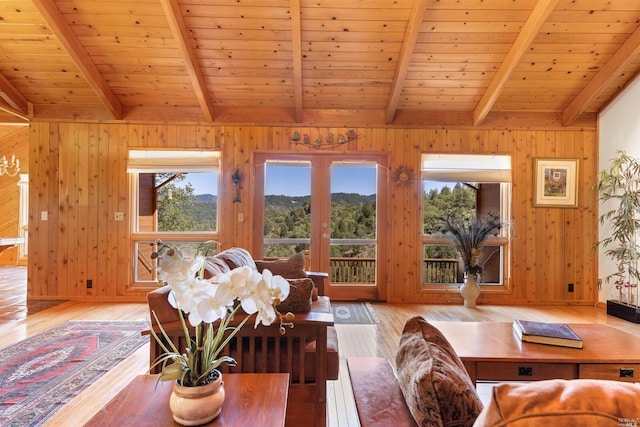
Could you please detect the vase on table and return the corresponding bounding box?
[460,272,480,308]
[169,370,226,426]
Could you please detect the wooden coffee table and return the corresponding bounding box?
[432,321,640,385]
[85,373,289,426]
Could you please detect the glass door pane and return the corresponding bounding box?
[255,154,386,301]
[263,161,311,258]
[330,162,377,286]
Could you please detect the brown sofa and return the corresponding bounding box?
[145,247,339,427]
[348,316,640,427]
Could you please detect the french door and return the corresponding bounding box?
[254,153,387,301]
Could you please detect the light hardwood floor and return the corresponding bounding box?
[2,266,640,426]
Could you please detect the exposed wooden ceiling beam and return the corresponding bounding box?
[28,103,597,130]
[0,72,30,118]
[290,0,304,123]
[0,99,30,122]
[473,0,560,126]
[31,0,122,120]
[563,24,640,126]
[385,0,430,125]
[160,0,215,123]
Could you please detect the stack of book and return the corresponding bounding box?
[512,319,583,349]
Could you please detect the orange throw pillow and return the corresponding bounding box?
[474,379,640,427]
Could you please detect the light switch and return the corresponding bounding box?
[238,213,244,222]
[114,212,124,221]
[40,211,48,221]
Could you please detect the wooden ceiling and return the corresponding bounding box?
[0,0,638,127]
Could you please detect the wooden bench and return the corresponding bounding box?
[346,357,417,427]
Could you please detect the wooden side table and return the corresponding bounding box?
[85,373,289,426]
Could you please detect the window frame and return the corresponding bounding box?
[421,154,512,292]
[128,149,221,287]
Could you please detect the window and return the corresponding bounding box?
[128,149,220,285]
[421,154,511,287]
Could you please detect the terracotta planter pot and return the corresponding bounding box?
[169,371,226,426]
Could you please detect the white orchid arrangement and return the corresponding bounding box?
[149,244,293,387]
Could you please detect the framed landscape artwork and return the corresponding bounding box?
[533,158,579,208]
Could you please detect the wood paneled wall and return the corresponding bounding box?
[25,122,598,305]
[0,127,29,265]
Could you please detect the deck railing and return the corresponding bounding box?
[327,257,459,284]
[422,258,459,283]
[140,250,460,285]
[330,257,376,283]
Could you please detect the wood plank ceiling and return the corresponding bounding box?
[0,0,637,127]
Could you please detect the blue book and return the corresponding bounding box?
[513,319,583,349]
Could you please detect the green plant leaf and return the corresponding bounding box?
[160,362,184,382]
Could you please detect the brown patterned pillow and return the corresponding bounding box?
[395,316,483,427]
[255,253,306,279]
[277,278,314,313]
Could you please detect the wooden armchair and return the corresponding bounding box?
[145,248,338,427]
[145,301,334,426]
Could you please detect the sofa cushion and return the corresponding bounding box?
[395,316,483,427]
[473,379,640,427]
[255,253,306,279]
[299,325,340,381]
[277,278,314,313]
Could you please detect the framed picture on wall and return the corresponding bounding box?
[533,158,579,208]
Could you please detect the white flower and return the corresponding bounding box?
[162,257,291,328]
[190,278,236,325]
[213,265,253,303]
[150,243,295,386]
[157,246,205,286]
[239,268,290,327]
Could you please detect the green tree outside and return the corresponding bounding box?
[156,174,217,232]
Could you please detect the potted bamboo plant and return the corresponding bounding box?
[594,150,640,323]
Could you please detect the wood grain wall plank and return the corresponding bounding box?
[22,122,599,305]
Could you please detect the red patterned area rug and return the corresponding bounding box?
[0,320,148,426]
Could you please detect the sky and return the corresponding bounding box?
[176,165,378,196]
[179,172,218,195]
[265,164,377,196]
[172,166,455,200]
[180,167,449,196]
